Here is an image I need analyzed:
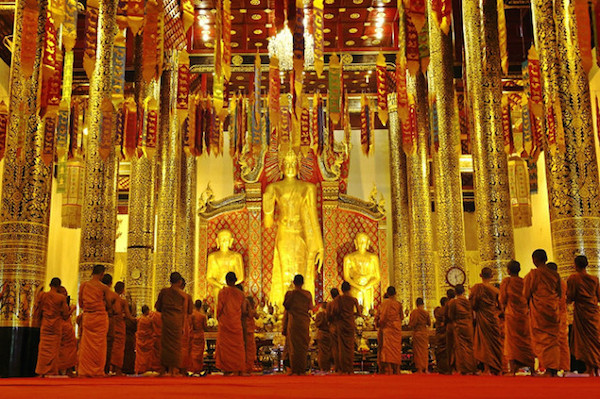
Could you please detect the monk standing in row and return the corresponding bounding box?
[379,287,403,374]
[155,272,190,376]
[444,289,456,373]
[499,260,535,374]
[327,288,340,372]
[315,302,333,372]
[101,274,118,373]
[216,272,246,375]
[190,300,208,375]
[179,278,194,375]
[470,267,503,375]
[524,249,561,376]
[567,255,600,376]
[78,265,111,377]
[244,296,258,373]
[110,282,133,375]
[446,284,476,375]
[409,298,431,374]
[135,305,155,374]
[34,277,70,376]
[548,262,570,372]
[331,281,360,374]
[57,286,77,376]
[434,297,449,374]
[283,275,313,375]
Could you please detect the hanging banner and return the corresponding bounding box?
[42,10,58,82]
[508,156,532,228]
[143,98,159,159]
[343,90,351,144]
[55,104,70,158]
[376,52,388,126]
[293,0,304,100]
[83,0,99,80]
[222,0,232,81]
[313,0,325,78]
[21,0,39,79]
[69,99,83,158]
[177,51,191,123]
[517,98,528,155]
[329,53,342,125]
[50,0,66,29]
[142,0,160,82]
[0,101,8,160]
[181,0,195,34]
[431,0,452,35]
[117,0,128,30]
[402,95,417,154]
[41,47,62,116]
[360,94,371,155]
[405,13,420,76]
[127,0,145,35]
[574,0,593,73]
[396,53,409,123]
[300,95,311,155]
[501,95,512,154]
[274,0,285,32]
[269,56,281,130]
[527,46,543,118]
[186,95,198,156]
[112,30,126,101]
[497,0,508,75]
[63,0,78,52]
[62,160,85,228]
[122,98,137,160]
[406,0,426,32]
[418,16,429,72]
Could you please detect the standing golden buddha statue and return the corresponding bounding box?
[343,233,381,315]
[263,149,324,308]
[206,230,245,306]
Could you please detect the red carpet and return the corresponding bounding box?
[0,374,598,399]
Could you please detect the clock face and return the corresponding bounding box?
[446,267,466,287]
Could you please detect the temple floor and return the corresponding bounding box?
[0,374,597,399]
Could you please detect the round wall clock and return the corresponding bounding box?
[446,267,466,287]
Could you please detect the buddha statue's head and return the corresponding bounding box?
[354,232,371,253]
[216,229,234,251]
[282,148,299,179]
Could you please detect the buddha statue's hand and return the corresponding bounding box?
[315,249,324,273]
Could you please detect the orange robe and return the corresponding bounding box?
[283,289,313,374]
[332,294,359,374]
[244,305,257,372]
[499,276,535,368]
[326,301,339,371]
[215,286,246,372]
[150,311,162,371]
[190,310,207,373]
[567,271,600,368]
[78,279,109,377]
[180,293,193,371]
[155,287,189,368]
[444,302,456,372]
[433,306,449,374]
[105,290,118,372]
[446,297,477,374]
[110,296,127,369]
[34,291,69,375]
[379,298,404,366]
[470,283,503,372]
[135,314,155,374]
[315,311,333,371]
[58,315,78,371]
[409,307,430,372]
[558,280,570,371]
[523,265,561,370]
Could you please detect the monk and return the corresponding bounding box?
[374,293,388,373]
[444,288,456,373]
[155,272,190,376]
[190,300,208,375]
[110,281,133,375]
[327,288,340,372]
[434,297,449,374]
[123,300,137,375]
[523,249,561,375]
[179,278,194,375]
[135,305,155,374]
[34,277,70,376]
[57,286,77,376]
[379,286,404,374]
[150,307,162,371]
[499,260,535,374]
[315,302,333,372]
[548,262,570,372]
[409,297,431,373]
[101,273,118,373]
[283,275,313,375]
[567,255,600,376]
[470,267,503,374]
[78,264,112,377]
[244,296,258,373]
[216,272,246,375]
[446,284,477,375]
[331,281,360,374]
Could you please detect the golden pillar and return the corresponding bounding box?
[427,2,467,287]
[176,153,196,286]
[462,0,515,278]
[531,0,600,277]
[0,0,50,328]
[386,95,412,307]
[154,51,183,291]
[406,72,436,306]
[126,35,158,310]
[78,0,120,282]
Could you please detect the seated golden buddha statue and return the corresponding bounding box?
[206,229,244,305]
[343,232,381,315]
[263,149,324,308]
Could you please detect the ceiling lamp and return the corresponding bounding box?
[267,20,314,72]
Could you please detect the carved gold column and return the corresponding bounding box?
[387,95,412,308]
[322,181,340,300]
[427,1,467,287]
[531,0,600,277]
[78,0,120,283]
[176,153,196,286]
[154,51,183,292]
[0,0,49,329]
[406,72,436,306]
[126,35,157,309]
[462,0,515,279]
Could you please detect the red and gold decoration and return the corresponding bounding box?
[122,98,137,160]
[376,52,388,126]
[83,0,99,80]
[313,0,325,78]
[143,0,163,83]
[402,96,417,155]
[431,0,452,35]
[497,0,508,75]
[574,0,593,73]
[127,0,145,35]
[328,53,342,125]
[0,101,8,160]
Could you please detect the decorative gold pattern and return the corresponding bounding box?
[0,0,50,327]
[406,72,436,307]
[427,1,467,287]
[462,0,515,280]
[176,153,197,285]
[387,97,412,309]
[531,0,600,277]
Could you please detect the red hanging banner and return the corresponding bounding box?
[574,0,593,73]
[405,14,420,76]
[21,0,39,79]
[376,52,388,126]
[402,96,417,155]
[527,46,543,118]
[83,0,99,80]
[122,98,137,160]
